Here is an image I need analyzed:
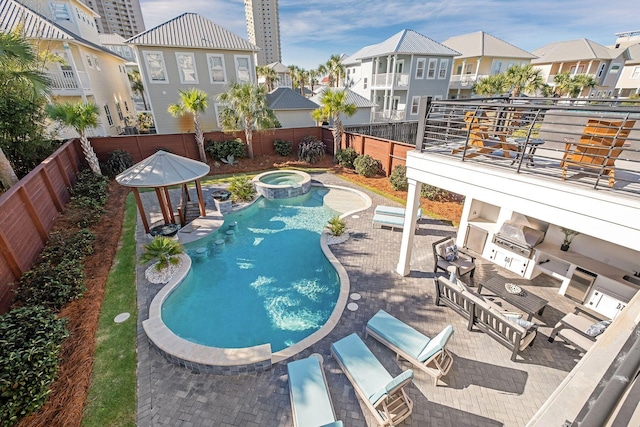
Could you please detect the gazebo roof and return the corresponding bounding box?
[116,151,210,188]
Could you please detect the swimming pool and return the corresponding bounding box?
[161,188,341,352]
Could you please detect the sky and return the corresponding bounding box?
[138,0,640,70]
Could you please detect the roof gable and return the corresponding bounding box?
[266,87,318,110]
[532,38,615,63]
[346,29,459,62]
[309,88,377,108]
[442,31,536,59]
[126,12,257,51]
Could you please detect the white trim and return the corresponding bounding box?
[410,96,420,115]
[175,52,198,84]
[234,54,253,83]
[143,50,169,84]
[438,59,448,79]
[206,54,227,84]
[415,58,426,79]
[427,58,437,79]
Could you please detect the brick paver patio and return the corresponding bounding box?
[136,172,582,427]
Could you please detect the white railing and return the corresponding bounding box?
[373,109,406,122]
[372,73,410,88]
[45,70,91,90]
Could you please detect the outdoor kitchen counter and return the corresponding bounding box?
[534,242,636,289]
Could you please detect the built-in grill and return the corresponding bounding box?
[492,220,545,258]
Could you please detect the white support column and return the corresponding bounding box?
[396,178,421,276]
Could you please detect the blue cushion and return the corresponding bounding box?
[369,370,414,405]
[287,357,337,427]
[331,333,392,403]
[367,310,429,360]
[445,244,458,261]
[417,325,454,362]
[320,422,344,427]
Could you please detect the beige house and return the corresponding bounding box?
[610,31,640,97]
[1,0,136,137]
[126,13,259,135]
[442,31,536,99]
[531,38,623,98]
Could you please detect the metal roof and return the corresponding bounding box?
[442,31,536,59]
[266,61,290,73]
[345,29,459,63]
[309,88,377,108]
[531,39,616,63]
[266,87,318,110]
[116,151,210,188]
[126,12,257,52]
[99,33,127,45]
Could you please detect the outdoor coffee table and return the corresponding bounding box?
[478,275,548,321]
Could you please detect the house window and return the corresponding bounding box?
[363,77,367,89]
[632,66,640,79]
[465,64,473,74]
[609,63,621,74]
[570,65,584,74]
[104,105,113,126]
[427,59,437,79]
[415,58,426,79]
[124,101,129,112]
[115,101,124,121]
[455,64,462,75]
[410,96,420,115]
[207,54,226,83]
[86,54,93,68]
[234,55,252,83]
[143,51,168,83]
[93,56,100,71]
[50,3,71,21]
[596,62,607,78]
[176,52,198,84]
[438,59,448,79]
[494,61,503,75]
[213,103,224,128]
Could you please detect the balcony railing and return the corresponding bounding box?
[373,109,406,122]
[44,70,91,91]
[372,73,410,88]
[416,97,640,196]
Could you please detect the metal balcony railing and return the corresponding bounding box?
[416,97,640,196]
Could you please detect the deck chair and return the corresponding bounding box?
[331,333,414,427]
[432,236,476,278]
[560,118,636,187]
[287,356,343,427]
[365,310,454,386]
[451,111,516,158]
[548,306,610,353]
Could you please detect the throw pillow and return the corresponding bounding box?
[585,320,612,337]
[445,244,458,262]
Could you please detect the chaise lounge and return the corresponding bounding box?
[287,356,343,427]
[331,333,414,427]
[372,205,422,231]
[365,310,454,386]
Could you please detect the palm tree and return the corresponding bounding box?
[128,69,148,110]
[307,68,320,95]
[311,88,357,156]
[140,236,184,272]
[570,74,598,97]
[218,82,278,159]
[324,54,345,87]
[472,74,509,97]
[256,65,277,92]
[0,32,50,188]
[46,102,102,175]
[167,88,209,162]
[505,64,544,97]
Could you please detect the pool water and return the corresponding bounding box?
[161,188,341,352]
[259,172,304,186]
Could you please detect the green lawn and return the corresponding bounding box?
[82,193,138,427]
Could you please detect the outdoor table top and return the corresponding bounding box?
[478,275,549,321]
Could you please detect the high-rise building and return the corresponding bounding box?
[82,0,145,39]
[244,0,281,65]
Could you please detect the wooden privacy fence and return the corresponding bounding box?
[0,140,83,313]
[342,132,415,176]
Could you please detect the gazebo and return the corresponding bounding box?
[116,150,210,234]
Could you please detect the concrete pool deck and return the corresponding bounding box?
[136,172,581,427]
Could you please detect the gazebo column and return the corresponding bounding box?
[155,187,171,224]
[163,186,176,224]
[132,188,150,233]
[196,179,206,217]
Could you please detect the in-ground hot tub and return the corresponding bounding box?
[252,170,312,199]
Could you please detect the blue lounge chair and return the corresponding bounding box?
[331,333,414,427]
[366,310,454,386]
[287,356,343,427]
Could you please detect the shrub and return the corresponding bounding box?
[15,258,85,311]
[139,236,184,272]
[353,154,382,178]
[326,216,346,236]
[389,165,408,191]
[104,149,134,177]
[335,147,358,168]
[39,229,95,265]
[297,136,326,164]
[273,139,292,156]
[0,306,68,426]
[420,184,464,203]
[70,169,108,205]
[205,138,246,160]
[228,177,256,202]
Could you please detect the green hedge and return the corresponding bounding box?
[205,138,246,160]
[353,154,382,178]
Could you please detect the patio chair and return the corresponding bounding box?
[365,310,454,386]
[560,118,636,187]
[287,356,343,427]
[432,236,476,278]
[331,333,414,427]
[451,111,517,158]
[548,306,611,353]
